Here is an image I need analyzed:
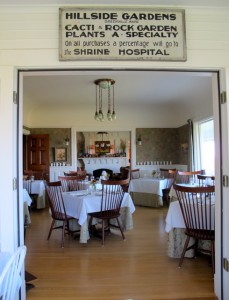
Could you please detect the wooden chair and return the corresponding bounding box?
[197,174,215,186]
[58,175,86,192]
[131,169,140,179]
[64,171,78,176]
[77,170,87,176]
[45,181,80,248]
[112,167,130,181]
[0,245,27,300]
[160,168,176,179]
[160,169,177,206]
[88,178,129,246]
[176,170,202,184]
[173,184,215,274]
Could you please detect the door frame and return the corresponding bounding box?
[219,68,229,299]
[17,67,225,299]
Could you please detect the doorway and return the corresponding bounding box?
[18,68,222,297]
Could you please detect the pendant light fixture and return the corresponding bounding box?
[94,78,116,121]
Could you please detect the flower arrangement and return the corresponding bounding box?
[101,170,110,180]
[90,179,97,189]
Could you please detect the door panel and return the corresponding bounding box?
[26,134,50,181]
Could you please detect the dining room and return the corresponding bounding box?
[22,70,215,179]
[20,68,218,299]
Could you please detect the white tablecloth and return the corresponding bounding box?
[128,177,167,207]
[23,189,32,225]
[165,201,185,232]
[23,180,46,209]
[129,177,167,196]
[62,191,135,243]
[23,189,32,206]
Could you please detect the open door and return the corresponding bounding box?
[221,69,229,299]
[25,134,50,181]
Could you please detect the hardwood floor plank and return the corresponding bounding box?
[25,206,217,300]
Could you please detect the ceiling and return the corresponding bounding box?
[23,70,213,114]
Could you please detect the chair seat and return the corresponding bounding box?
[51,212,75,222]
[89,210,120,220]
[185,229,215,240]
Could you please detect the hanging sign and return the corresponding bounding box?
[59,7,186,61]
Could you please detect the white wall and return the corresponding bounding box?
[0,4,229,299]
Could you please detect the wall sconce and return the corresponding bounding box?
[181,143,188,152]
[137,135,142,146]
[64,137,70,146]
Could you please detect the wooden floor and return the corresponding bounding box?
[25,206,217,300]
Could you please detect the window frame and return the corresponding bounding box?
[194,117,215,175]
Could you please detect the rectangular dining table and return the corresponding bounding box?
[62,190,135,244]
[128,177,167,207]
[23,189,32,226]
[23,180,46,209]
[165,184,214,258]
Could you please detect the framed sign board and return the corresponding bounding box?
[59,6,186,61]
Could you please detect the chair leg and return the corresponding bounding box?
[61,220,66,248]
[211,240,215,275]
[88,216,95,234]
[116,217,125,240]
[47,219,55,240]
[179,236,190,268]
[193,239,199,257]
[66,220,71,235]
[162,189,170,207]
[102,220,105,246]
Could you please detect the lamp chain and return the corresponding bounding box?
[98,86,104,121]
[94,78,116,121]
[112,84,116,120]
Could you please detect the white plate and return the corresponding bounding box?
[95,191,102,196]
[71,192,88,197]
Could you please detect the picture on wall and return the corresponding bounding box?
[54,147,67,162]
[95,141,111,154]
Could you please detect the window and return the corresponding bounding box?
[198,119,215,175]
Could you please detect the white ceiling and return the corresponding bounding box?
[23,70,213,114]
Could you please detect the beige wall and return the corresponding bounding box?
[136,125,189,165]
